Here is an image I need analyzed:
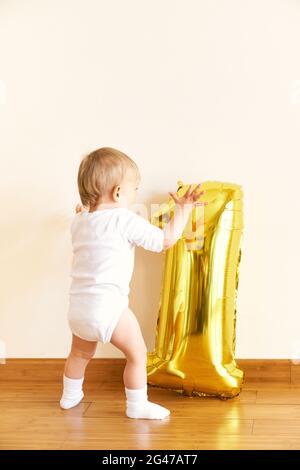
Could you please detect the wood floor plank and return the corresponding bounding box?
[145,387,257,403]
[61,435,296,450]
[0,439,66,450]
[253,419,300,436]
[1,415,252,436]
[0,401,90,418]
[243,382,300,390]
[256,389,300,404]
[0,382,102,402]
[289,440,300,450]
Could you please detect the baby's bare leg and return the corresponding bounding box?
[64,334,98,379]
[110,307,147,388]
[60,335,97,410]
[110,308,170,420]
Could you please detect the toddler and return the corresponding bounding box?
[60,147,207,419]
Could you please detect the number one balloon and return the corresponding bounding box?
[147,181,244,399]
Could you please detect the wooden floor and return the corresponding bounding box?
[1,359,300,450]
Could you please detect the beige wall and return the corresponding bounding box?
[0,0,299,359]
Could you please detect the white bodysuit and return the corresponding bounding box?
[67,207,164,343]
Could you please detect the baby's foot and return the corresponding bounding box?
[60,375,84,410]
[126,400,170,420]
[60,390,84,410]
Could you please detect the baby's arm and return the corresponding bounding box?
[162,183,207,250]
[120,184,207,253]
[161,204,193,251]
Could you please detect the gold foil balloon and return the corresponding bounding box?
[147,181,244,399]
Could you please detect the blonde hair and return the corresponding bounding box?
[77,147,140,211]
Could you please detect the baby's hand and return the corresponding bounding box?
[168,183,208,208]
[75,203,85,214]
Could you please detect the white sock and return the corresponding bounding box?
[60,374,84,410]
[125,384,170,420]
